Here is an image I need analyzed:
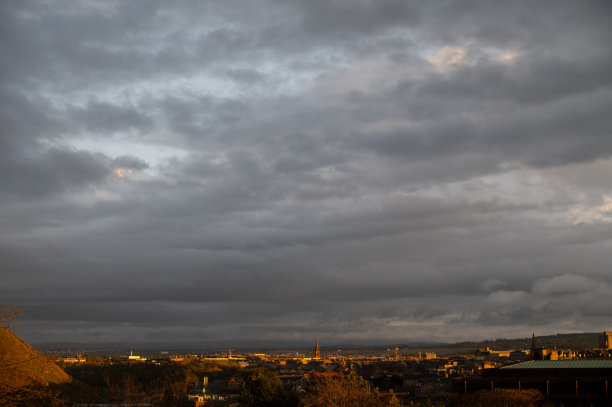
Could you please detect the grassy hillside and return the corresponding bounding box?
[0,326,71,388]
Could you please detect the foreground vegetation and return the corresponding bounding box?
[1,360,556,406]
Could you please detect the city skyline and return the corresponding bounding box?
[1,1,612,345]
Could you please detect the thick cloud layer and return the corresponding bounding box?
[2,0,612,345]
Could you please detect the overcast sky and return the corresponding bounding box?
[2,0,612,346]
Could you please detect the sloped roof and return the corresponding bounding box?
[504,360,612,369]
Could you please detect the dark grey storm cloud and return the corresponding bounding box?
[2,0,612,345]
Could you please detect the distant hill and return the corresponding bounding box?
[0,326,71,393]
[33,332,604,357]
[465,332,600,350]
[399,332,601,356]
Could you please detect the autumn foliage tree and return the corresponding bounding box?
[303,375,400,407]
[454,388,546,407]
[161,370,198,407]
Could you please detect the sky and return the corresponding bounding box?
[2,0,612,346]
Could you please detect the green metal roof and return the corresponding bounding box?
[503,360,612,369]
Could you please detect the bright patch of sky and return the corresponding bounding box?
[69,138,188,171]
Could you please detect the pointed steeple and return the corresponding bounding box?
[315,339,320,359]
[530,332,537,360]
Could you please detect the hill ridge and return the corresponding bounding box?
[0,326,71,391]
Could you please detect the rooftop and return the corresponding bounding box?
[504,360,612,369]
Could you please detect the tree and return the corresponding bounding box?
[161,370,198,407]
[0,305,22,331]
[454,388,545,407]
[240,369,286,407]
[303,375,400,407]
[104,373,139,405]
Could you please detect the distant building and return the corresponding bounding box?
[599,332,612,350]
[315,339,320,359]
[509,350,530,361]
[475,348,512,360]
[529,332,555,360]
[127,350,146,361]
[62,353,86,363]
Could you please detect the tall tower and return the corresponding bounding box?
[530,332,537,360]
[315,339,320,359]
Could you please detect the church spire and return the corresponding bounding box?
[315,339,320,359]
[530,332,537,360]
